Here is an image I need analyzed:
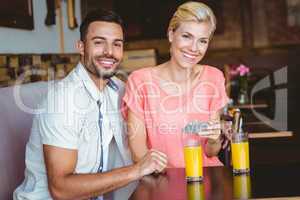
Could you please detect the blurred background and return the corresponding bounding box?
[0,0,299,165]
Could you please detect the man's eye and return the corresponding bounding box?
[94,40,104,45]
[114,43,123,47]
[200,40,208,44]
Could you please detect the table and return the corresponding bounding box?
[119,163,300,200]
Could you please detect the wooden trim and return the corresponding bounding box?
[231,104,268,109]
[249,131,293,139]
[56,0,65,53]
[67,0,77,29]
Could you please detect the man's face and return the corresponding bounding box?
[78,21,124,79]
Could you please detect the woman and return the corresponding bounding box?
[123,2,229,168]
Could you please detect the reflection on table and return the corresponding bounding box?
[125,163,300,200]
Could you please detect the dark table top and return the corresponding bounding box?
[111,162,300,200]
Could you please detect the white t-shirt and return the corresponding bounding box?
[14,63,132,200]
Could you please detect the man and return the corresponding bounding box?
[14,9,167,200]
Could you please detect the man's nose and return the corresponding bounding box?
[103,44,113,56]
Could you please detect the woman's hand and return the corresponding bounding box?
[204,120,223,157]
[220,120,232,149]
[196,120,221,140]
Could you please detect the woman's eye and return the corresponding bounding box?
[200,40,208,44]
[182,34,190,39]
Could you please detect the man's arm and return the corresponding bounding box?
[44,145,167,200]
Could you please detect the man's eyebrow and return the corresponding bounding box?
[91,36,124,42]
[91,36,106,40]
[114,39,124,43]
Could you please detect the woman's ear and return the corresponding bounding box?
[168,30,174,43]
[76,40,84,56]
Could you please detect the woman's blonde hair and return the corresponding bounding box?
[168,1,216,35]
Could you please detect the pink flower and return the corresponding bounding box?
[228,64,250,79]
[236,64,250,76]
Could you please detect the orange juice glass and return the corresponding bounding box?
[183,135,203,182]
[231,133,250,174]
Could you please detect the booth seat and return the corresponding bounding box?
[0,81,50,199]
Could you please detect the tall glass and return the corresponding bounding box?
[183,133,203,182]
[231,132,250,174]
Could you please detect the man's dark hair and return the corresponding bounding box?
[80,9,124,41]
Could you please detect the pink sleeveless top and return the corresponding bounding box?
[122,65,229,167]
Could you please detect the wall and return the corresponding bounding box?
[0,0,81,54]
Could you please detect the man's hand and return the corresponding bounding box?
[135,149,168,178]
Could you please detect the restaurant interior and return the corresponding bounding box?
[0,0,300,199]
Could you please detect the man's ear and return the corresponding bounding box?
[76,40,84,56]
[168,30,174,43]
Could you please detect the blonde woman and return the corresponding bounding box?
[123,2,229,168]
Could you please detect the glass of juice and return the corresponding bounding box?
[183,133,203,182]
[231,132,250,174]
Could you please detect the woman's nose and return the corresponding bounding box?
[190,40,199,52]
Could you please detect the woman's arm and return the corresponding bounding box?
[205,136,222,157]
[205,110,222,157]
[127,109,149,163]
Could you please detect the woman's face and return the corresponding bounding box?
[168,20,213,69]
